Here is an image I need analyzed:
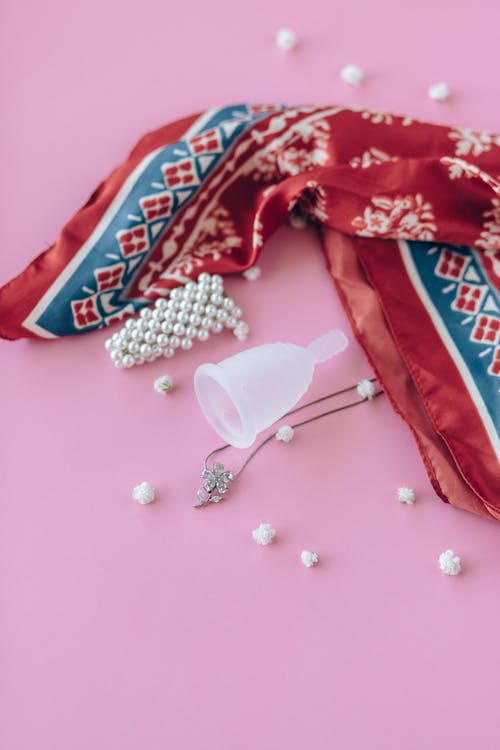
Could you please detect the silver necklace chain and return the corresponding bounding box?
[195,379,383,507]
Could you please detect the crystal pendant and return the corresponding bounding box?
[194,462,234,507]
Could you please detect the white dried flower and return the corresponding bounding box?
[428,82,450,102]
[132,481,156,505]
[154,374,173,393]
[340,64,364,86]
[276,28,297,50]
[357,379,376,399]
[398,487,416,504]
[234,321,249,341]
[242,266,262,281]
[439,550,462,576]
[252,523,276,545]
[275,425,294,443]
[301,550,319,568]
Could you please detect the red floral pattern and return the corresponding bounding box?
[1,103,500,521]
[351,194,437,241]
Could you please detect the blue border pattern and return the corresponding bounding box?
[406,240,499,431]
[35,105,282,336]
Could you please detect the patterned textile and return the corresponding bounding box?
[0,104,498,516]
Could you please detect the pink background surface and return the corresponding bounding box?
[1,1,500,748]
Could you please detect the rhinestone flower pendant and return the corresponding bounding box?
[194,462,234,507]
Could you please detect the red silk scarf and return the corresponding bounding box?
[0,104,498,516]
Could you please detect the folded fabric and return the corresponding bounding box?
[0,104,498,516]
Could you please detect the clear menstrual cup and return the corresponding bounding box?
[194,329,348,448]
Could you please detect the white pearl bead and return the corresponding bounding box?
[123,354,135,368]
[200,316,211,329]
[125,318,135,329]
[157,333,169,346]
[110,350,122,362]
[197,272,211,283]
[111,333,121,344]
[173,322,186,336]
[144,331,155,344]
[181,338,193,350]
[155,298,167,310]
[170,335,180,349]
[114,360,124,368]
[211,274,223,286]
[130,328,142,341]
[223,297,234,311]
[140,344,152,357]
[161,321,173,334]
[216,309,228,322]
[211,293,223,306]
[211,321,223,333]
[152,345,163,358]
[234,322,249,341]
[192,302,204,314]
[134,355,145,365]
[233,306,242,318]
[128,341,139,354]
[163,347,175,358]
[226,316,237,328]
[205,304,217,317]
[177,311,190,324]
[198,329,210,342]
[195,291,209,303]
[189,313,201,327]
[179,299,192,311]
[140,307,152,319]
[137,320,149,332]
[185,325,197,339]
[104,338,114,351]
[170,287,182,299]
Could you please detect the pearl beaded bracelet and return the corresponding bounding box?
[105,273,249,368]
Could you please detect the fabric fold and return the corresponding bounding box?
[0,103,498,516]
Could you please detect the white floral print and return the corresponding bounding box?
[167,206,242,277]
[360,110,413,127]
[476,198,500,252]
[352,194,437,241]
[252,218,264,249]
[349,147,396,169]
[448,128,500,158]
[250,119,331,182]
